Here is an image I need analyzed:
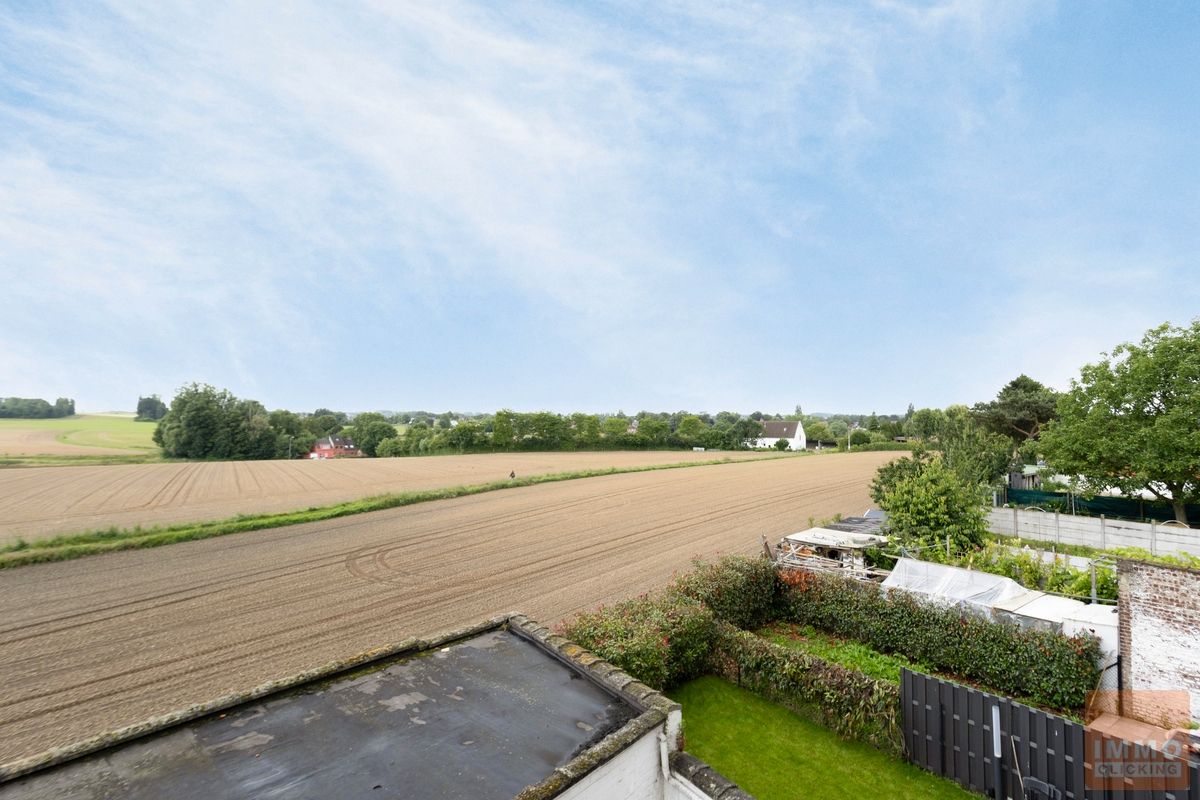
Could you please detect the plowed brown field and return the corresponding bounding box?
[0,451,893,768]
[0,450,775,545]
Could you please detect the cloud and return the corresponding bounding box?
[1,1,1193,412]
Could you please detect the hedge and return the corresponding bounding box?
[708,622,902,754]
[850,441,923,452]
[779,570,1100,711]
[669,555,783,630]
[559,593,715,689]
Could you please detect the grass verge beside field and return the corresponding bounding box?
[670,676,975,800]
[0,454,791,569]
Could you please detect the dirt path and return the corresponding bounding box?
[0,452,893,767]
[0,450,777,545]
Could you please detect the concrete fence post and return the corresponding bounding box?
[1150,520,1157,555]
[1054,511,1061,551]
[1012,506,1019,538]
[1100,514,1107,550]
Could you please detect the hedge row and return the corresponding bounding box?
[708,622,902,754]
[560,594,715,689]
[560,555,1101,714]
[780,570,1101,711]
[849,441,923,452]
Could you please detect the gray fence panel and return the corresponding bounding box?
[901,669,1198,800]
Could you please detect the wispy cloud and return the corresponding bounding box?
[1,1,1195,412]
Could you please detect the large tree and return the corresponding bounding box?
[972,375,1059,457]
[1041,320,1200,523]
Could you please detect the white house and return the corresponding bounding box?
[752,419,806,451]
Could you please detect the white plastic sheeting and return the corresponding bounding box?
[882,558,1028,612]
[882,558,1112,636]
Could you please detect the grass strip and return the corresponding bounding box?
[756,621,931,683]
[670,676,976,800]
[0,454,793,569]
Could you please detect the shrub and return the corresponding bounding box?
[669,555,782,630]
[779,570,1100,711]
[560,594,715,689]
[959,541,1118,601]
[708,622,902,753]
[880,457,989,554]
[850,441,922,452]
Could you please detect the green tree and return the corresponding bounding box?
[773,438,790,451]
[136,395,168,421]
[638,416,670,445]
[376,437,404,457]
[491,410,516,450]
[445,420,482,452]
[879,457,988,556]
[803,419,832,443]
[1041,320,1200,523]
[905,408,944,440]
[571,413,601,448]
[346,414,398,457]
[601,415,630,440]
[971,375,1059,457]
[675,414,707,442]
[937,405,1011,487]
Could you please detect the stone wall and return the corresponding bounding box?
[1118,560,1200,724]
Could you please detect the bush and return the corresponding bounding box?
[958,541,1117,601]
[880,457,989,555]
[669,556,782,630]
[850,441,922,452]
[560,594,715,689]
[779,570,1100,711]
[708,622,902,753]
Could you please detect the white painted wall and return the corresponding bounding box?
[559,731,663,800]
[558,706,727,800]
[989,507,1199,558]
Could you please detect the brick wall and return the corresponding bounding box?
[1118,559,1200,724]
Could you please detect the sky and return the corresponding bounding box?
[2,1,1198,416]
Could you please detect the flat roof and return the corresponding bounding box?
[0,626,642,800]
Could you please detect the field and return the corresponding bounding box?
[0,451,892,767]
[0,450,780,546]
[0,415,159,463]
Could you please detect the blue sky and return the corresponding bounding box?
[2,1,1197,415]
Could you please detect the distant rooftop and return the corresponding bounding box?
[0,623,644,800]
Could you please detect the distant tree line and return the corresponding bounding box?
[0,397,75,418]
[153,384,351,460]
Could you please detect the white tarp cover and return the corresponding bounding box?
[994,592,1086,624]
[883,558,1028,611]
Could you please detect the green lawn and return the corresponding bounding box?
[670,676,976,800]
[757,622,930,683]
